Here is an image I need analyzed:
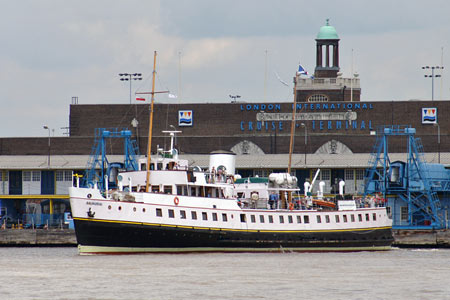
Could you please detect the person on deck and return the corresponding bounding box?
[269,192,279,209]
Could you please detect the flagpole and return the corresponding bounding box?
[178,51,181,104]
[350,48,354,102]
[288,85,297,175]
[264,50,267,102]
[441,46,444,101]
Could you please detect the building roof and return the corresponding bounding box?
[317,19,339,40]
[0,153,447,170]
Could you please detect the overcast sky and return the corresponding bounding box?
[1,0,449,137]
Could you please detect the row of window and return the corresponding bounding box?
[2,169,366,183]
[23,171,41,182]
[345,169,365,181]
[252,169,365,181]
[109,205,378,225]
[1,171,73,182]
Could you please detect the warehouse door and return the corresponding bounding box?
[331,169,345,194]
[41,171,55,195]
[296,169,310,194]
[9,171,22,195]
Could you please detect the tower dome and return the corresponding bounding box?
[317,19,339,40]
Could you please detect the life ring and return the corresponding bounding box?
[289,202,294,211]
[174,197,180,205]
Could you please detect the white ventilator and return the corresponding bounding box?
[339,180,345,196]
[318,181,325,199]
[304,181,311,196]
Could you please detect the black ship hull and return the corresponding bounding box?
[74,218,393,254]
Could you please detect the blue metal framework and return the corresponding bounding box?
[84,128,139,191]
[364,125,445,229]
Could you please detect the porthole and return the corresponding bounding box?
[118,206,122,211]
[108,205,112,210]
[133,207,136,212]
[87,193,92,199]
[142,208,146,213]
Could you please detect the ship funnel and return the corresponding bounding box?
[209,150,236,175]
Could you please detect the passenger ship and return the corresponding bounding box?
[69,131,393,254]
[69,51,393,254]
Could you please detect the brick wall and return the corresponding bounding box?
[0,101,447,155]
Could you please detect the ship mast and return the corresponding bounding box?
[135,51,168,192]
[145,51,158,192]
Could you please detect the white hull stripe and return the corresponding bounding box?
[78,245,392,255]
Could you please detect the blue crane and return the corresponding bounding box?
[364,125,446,229]
[83,128,139,191]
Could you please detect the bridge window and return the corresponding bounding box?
[163,185,172,194]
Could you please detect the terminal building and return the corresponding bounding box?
[0,21,448,229]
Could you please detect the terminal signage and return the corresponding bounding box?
[422,108,437,124]
[239,102,374,132]
[178,110,193,127]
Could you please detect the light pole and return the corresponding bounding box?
[422,66,444,101]
[43,125,51,168]
[119,73,143,104]
[434,123,440,163]
[229,95,241,102]
[300,123,307,165]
